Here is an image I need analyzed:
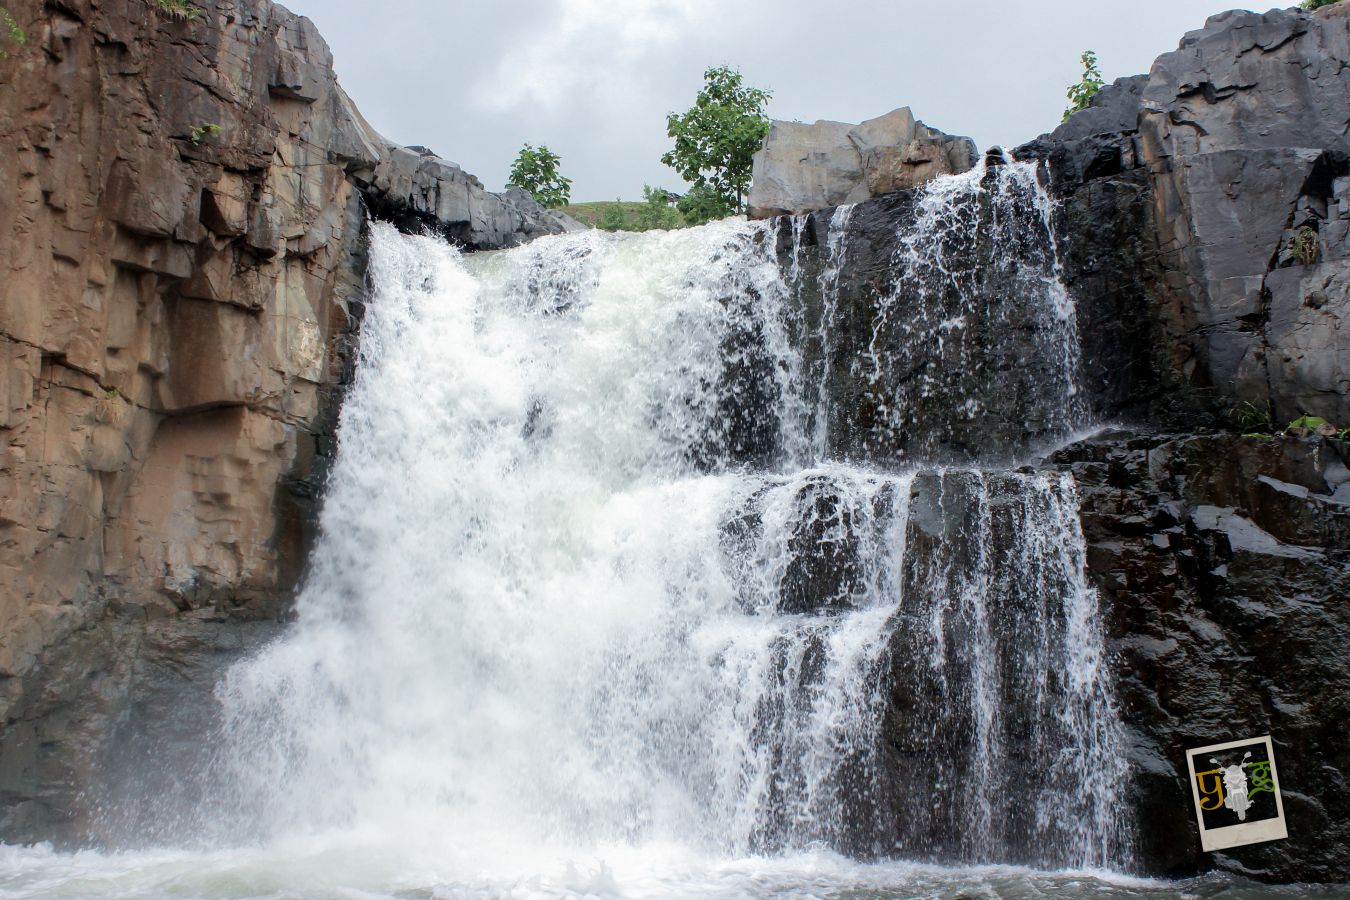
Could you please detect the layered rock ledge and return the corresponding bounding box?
[0,0,569,840]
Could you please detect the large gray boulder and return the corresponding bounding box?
[747,107,978,218]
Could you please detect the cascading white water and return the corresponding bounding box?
[208,161,1128,875]
[863,162,1086,461]
[0,164,1142,898]
[213,219,914,861]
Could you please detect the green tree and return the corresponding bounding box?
[675,184,728,227]
[661,66,771,215]
[507,143,572,209]
[1063,50,1105,122]
[1303,0,1340,8]
[634,186,683,231]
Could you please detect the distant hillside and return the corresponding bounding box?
[558,201,646,229]
[557,192,694,231]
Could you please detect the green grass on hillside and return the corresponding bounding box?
[558,202,647,229]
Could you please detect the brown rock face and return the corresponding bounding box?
[0,0,569,840]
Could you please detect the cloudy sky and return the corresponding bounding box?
[281,0,1248,201]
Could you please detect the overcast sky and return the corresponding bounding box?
[280,0,1255,201]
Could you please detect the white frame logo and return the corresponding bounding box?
[1185,734,1288,852]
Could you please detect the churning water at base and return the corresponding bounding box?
[2,166,1161,898]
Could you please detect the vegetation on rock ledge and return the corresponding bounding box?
[1292,225,1320,265]
[189,123,221,145]
[0,6,25,60]
[1063,50,1105,121]
[507,143,572,209]
[155,0,200,19]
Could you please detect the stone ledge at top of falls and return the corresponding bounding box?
[746,107,980,219]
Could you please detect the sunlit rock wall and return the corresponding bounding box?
[0,0,569,839]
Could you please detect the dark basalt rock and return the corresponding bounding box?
[1049,432,1350,882]
[1019,6,1350,431]
[799,5,1350,881]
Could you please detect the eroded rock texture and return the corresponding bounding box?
[0,0,569,841]
[1021,5,1350,429]
[1054,432,1349,882]
[748,107,978,219]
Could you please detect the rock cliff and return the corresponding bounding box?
[1019,5,1350,430]
[1053,430,1349,883]
[0,0,569,841]
[1031,8,1350,881]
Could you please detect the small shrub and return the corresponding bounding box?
[1063,50,1105,122]
[676,183,731,226]
[1232,399,1273,432]
[156,0,200,19]
[94,389,125,425]
[0,6,26,60]
[189,123,221,145]
[1302,0,1341,10]
[1291,226,1320,265]
[596,201,628,232]
[634,185,683,231]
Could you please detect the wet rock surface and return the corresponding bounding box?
[1049,431,1350,882]
[1008,16,1350,875]
[788,5,1350,881]
[770,161,1086,466]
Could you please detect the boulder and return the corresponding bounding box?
[747,107,978,218]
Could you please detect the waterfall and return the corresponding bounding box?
[202,161,1128,884]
